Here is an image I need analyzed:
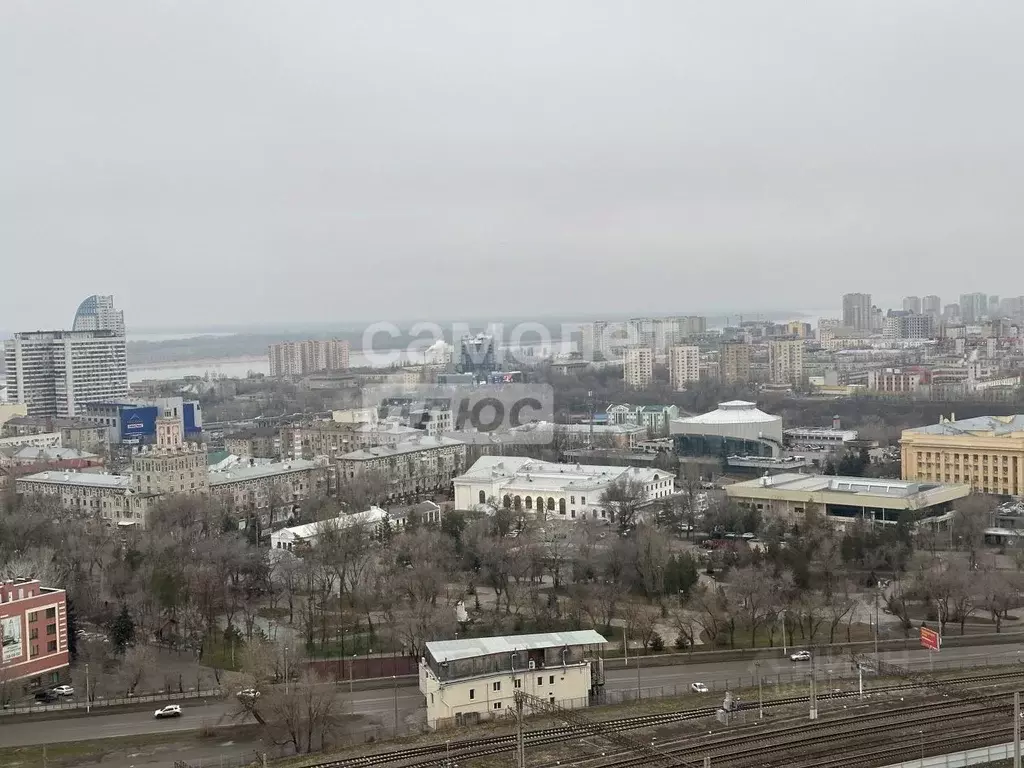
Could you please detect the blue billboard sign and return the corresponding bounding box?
[120,406,158,442]
[182,401,202,435]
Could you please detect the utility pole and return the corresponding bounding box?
[393,675,399,738]
[85,663,90,714]
[516,695,526,768]
[755,661,763,719]
[874,591,880,670]
[636,654,641,701]
[858,663,864,701]
[809,654,818,720]
[623,626,628,666]
[781,611,787,655]
[1015,690,1021,768]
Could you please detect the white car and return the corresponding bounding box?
[237,689,261,700]
[790,650,812,662]
[690,682,709,693]
[154,705,183,719]
[52,685,74,697]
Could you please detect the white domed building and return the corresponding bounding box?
[670,400,783,458]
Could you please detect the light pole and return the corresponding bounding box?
[781,611,787,654]
[349,654,355,698]
[755,661,763,719]
[393,675,399,738]
[874,589,880,669]
[284,646,289,695]
[85,663,90,714]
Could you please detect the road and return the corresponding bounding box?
[1,644,1021,748]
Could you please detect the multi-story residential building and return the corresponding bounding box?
[959,293,988,324]
[882,311,934,340]
[457,334,497,380]
[2,416,106,453]
[0,579,70,691]
[622,346,653,389]
[0,403,28,428]
[866,367,929,394]
[721,342,751,384]
[842,293,873,331]
[902,414,1024,496]
[209,458,330,527]
[4,330,128,417]
[902,296,922,314]
[606,403,679,435]
[769,340,804,386]
[922,295,942,320]
[131,415,209,497]
[668,345,700,391]
[419,631,606,730]
[268,339,350,377]
[224,429,279,459]
[336,435,467,502]
[453,456,674,518]
[280,420,359,459]
[71,294,125,335]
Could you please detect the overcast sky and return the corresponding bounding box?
[3,1,1023,330]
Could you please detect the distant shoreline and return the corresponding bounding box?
[128,354,265,371]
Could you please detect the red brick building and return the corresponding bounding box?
[0,579,70,691]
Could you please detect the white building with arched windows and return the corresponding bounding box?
[452,456,674,523]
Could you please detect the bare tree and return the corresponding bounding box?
[119,645,156,696]
[599,476,650,532]
[953,494,995,570]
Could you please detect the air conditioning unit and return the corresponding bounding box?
[528,661,536,670]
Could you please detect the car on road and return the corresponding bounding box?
[51,685,74,697]
[237,689,261,700]
[690,682,709,693]
[790,650,812,662]
[154,705,183,719]
[34,690,58,703]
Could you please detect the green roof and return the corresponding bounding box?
[207,450,231,466]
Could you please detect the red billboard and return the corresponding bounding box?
[920,626,941,651]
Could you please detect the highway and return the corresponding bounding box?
[0,644,1020,748]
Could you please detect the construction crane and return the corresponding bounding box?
[511,690,697,768]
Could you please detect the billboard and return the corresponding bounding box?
[120,406,158,442]
[182,401,202,435]
[920,626,941,651]
[1,615,23,662]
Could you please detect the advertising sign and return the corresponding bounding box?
[119,406,158,442]
[1,615,23,662]
[920,626,941,651]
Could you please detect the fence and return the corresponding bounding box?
[0,688,223,717]
[306,654,417,682]
[877,741,1021,768]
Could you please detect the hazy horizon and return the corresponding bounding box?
[4,1,1023,328]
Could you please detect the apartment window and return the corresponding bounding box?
[29,628,38,640]
[514,679,522,689]
[538,676,543,686]
[31,645,39,658]
[47,640,57,653]
[570,496,575,504]
[492,681,501,692]
[45,608,56,619]
[493,702,502,710]
[27,611,38,622]
[469,689,475,700]
[46,623,56,636]
[581,497,586,505]
[549,675,555,684]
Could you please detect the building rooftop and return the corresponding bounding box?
[274,507,388,541]
[727,472,967,500]
[338,435,464,460]
[425,630,607,663]
[455,456,666,493]
[677,400,780,426]
[208,458,321,485]
[13,446,98,462]
[905,414,1024,437]
[17,470,133,490]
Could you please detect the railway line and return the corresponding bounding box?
[313,669,1024,768]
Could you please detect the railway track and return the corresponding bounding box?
[795,726,1012,768]
[313,669,1024,768]
[568,696,1014,768]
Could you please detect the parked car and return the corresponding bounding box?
[790,650,812,662]
[34,690,58,703]
[154,705,183,719]
[237,689,261,700]
[52,685,75,697]
[690,682,709,693]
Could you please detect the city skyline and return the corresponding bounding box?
[4,1,1024,328]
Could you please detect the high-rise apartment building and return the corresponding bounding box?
[769,340,804,386]
[71,294,125,335]
[623,346,653,389]
[959,293,988,324]
[842,293,872,331]
[902,296,922,314]
[720,342,751,384]
[457,334,497,380]
[922,295,941,319]
[668,345,700,391]
[268,339,351,377]
[5,330,128,417]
